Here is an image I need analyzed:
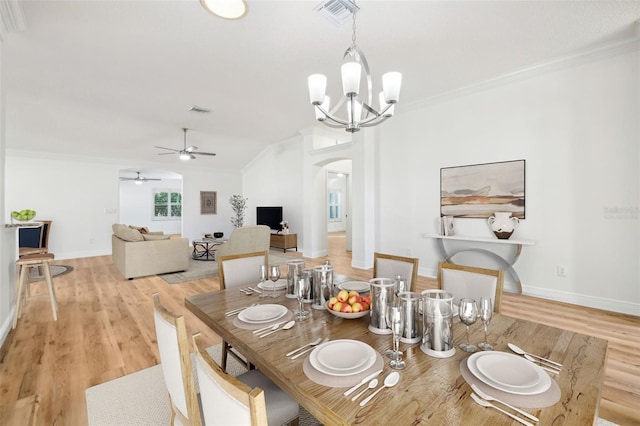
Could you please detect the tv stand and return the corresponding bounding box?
[270,233,297,252]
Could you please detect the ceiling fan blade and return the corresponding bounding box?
[185,146,198,152]
[119,177,136,181]
[155,146,179,152]
[193,151,217,156]
[157,152,175,156]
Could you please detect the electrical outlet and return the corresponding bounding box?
[557,265,567,277]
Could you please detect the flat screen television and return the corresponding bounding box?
[256,206,283,231]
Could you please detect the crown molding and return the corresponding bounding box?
[407,36,640,111]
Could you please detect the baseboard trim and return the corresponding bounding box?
[0,305,16,349]
[55,249,111,260]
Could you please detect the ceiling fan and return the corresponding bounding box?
[155,128,217,160]
[120,171,161,185]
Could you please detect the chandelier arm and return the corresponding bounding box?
[315,105,351,126]
[360,116,390,128]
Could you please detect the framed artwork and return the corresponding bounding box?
[440,160,525,219]
[200,191,217,215]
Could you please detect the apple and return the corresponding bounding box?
[337,289,349,303]
[360,301,370,311]
[332,302,343,312]
[340,303,353,313]
[327,296,338,310]
[351,302,363,313]
[362,294,371,305]
[348,294,361,305]
[348,290,359,297]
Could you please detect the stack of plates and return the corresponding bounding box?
[238,304,288,324]
[338,281,370,293]
[309,340,376,376]
[257,279,287,291]
[467,352,551,395]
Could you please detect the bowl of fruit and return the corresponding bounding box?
[11,209,37,223]
[326,290,371,319]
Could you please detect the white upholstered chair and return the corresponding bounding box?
[218,251,268,372]
[153,293,202,426]
[215,225,271,261]
[373,252,420,292]
[192,333,299,426]
[437,262,504,312]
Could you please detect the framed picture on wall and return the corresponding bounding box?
[200,191,217,215]
[440,159,525,218]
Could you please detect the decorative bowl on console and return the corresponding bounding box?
[213,232,224,238]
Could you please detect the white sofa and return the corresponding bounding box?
[112,224,189,279]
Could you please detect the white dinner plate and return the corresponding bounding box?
[310,340,376,376]
[467,352,551,395]
[237,304,288,324]
[338,281,370,293]
[257,279,287,291]
[476,352,540,388]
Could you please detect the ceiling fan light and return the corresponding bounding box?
[180,152,191,161]
[135,180,143,185]
[200,0,247,19]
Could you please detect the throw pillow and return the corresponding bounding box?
[129,225,149,234]
[142,234,171,241]
[113,224,144,242]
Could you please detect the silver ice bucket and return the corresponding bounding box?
[398,291,421,343]
[312,265,333,310]
[286,259,305,299]
[420,290,456,358]
[368,278,396,335]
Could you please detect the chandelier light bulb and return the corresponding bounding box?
[341,62,362,96]
[382,72,402,103]
[308,74,327,105]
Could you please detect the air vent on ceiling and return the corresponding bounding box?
[314,0,359,25]
[188,105,211,113]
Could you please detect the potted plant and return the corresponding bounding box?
[229,195,248,228]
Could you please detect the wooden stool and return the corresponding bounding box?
[13,253,58,329]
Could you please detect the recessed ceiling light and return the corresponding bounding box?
[200,0,247,20]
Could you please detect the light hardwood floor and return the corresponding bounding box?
[0,233,638,425]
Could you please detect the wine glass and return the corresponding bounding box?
[294,277,310,321]
[386,301,406,369]
[478,297,493,351]
[258,265,268,298]
[458,298,478,353]
[268,265,281,298]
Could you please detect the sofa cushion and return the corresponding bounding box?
[112,224,144,242]
[142,233,171,241]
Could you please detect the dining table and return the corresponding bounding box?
[185,286,608,425]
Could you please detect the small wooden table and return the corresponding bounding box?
[270,233,297,252]
[185,289,607,425]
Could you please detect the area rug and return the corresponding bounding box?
[159,249,300,285]
[85,344,321,425]
[28,265,73,281]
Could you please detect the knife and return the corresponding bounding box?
[343,369,383,397]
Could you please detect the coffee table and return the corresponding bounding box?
[192,239,225,261]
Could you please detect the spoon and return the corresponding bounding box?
[508,343,563,367]
[471,384,539,423]
[286,337,323,356]
[471,393,534,426]
[259,320,295,338]
[351,379,378,402]
[359,372,400,406]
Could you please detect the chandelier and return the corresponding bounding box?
[307,2,402,133]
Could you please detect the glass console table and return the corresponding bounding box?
[424,234,537,294]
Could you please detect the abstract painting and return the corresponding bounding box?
[440,160,525,218]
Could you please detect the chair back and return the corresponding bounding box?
[373,252,419,291]
[437,262,504,312]
[192,334,268,426]
[215,225,270,260]
[152,294,202,426]
[19,226,42,249]
[39,221,52,251]
[218,251,268,290]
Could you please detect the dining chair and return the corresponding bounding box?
[152,293,203,426]
[217,250,268,372]
[192,333,300,426]
[437,262,504,312]
[18,220,52,257]
[373,252,420,291]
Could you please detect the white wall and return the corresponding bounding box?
[377,47,639,315]
[120,178,183,234]
[4,152,242,259]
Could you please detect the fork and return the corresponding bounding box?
[471,393,534,426]
[286,337,323,357]
[471,384,539,423]
[290,338,329,360]
[239,287,253,295]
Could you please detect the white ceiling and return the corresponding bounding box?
[4,1,639,172]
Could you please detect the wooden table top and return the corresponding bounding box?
[185,289,607,425]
